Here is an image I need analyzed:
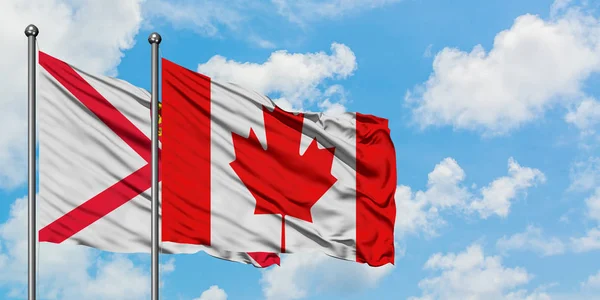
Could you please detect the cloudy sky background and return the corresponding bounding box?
[1,0,600,299]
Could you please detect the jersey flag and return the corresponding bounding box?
[161,59,397,267]
[37,51,279,268]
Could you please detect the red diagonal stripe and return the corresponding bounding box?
[39,51,152,163]
[39,165,151,243]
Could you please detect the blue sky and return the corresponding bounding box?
[2,0,600,299]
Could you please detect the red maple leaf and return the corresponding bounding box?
[230,106,337,252]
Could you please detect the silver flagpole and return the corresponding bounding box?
[25,24,39,300]
[148,32,162,300]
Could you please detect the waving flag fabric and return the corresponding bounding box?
[37,51,279,268]
[161,59,397,267]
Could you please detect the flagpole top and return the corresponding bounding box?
[24,24,39,37]
[148,32,162,44]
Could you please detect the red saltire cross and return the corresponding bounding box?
[38,51,160,243]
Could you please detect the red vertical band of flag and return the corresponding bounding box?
[355,113,397,266]
[161,58,212,245]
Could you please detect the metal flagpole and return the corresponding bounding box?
[149,32,162,300]
[25,24,39,300]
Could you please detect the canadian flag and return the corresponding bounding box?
[162,59,397,266]
[37,51,279,267]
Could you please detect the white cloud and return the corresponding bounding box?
[318,99,347,115]
[586,188,600,222]
[197,43,357,110]
[409,244,547,300]
[143,0,245,37]
[260,252,394,300]
[569,186,600,252]
[570,185,600,253]
[569,157,600,192]
[504,289,553,300]
[550,0,574,17]
[272,0,402,24]
[0,197,150,299]
[395,158,469,237]
[248,35,277,49]
[143,0,397,46]
[423,44,434,58]
[160,257,176,273]
[396,157,545,237]
[316,85,349,115]
[469,158,546,218]
[423,157,471,208]
[406,5,600,135]
[581,270,600,290]
[565,98,600,134]
[0,0,144,188]
[394,185,444,238]
[532,270,600,299]
[78,255,150,299]
[571,228,600,252]
[194,285,228,300]
[496,225,566,256]
[158,257,176,288]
